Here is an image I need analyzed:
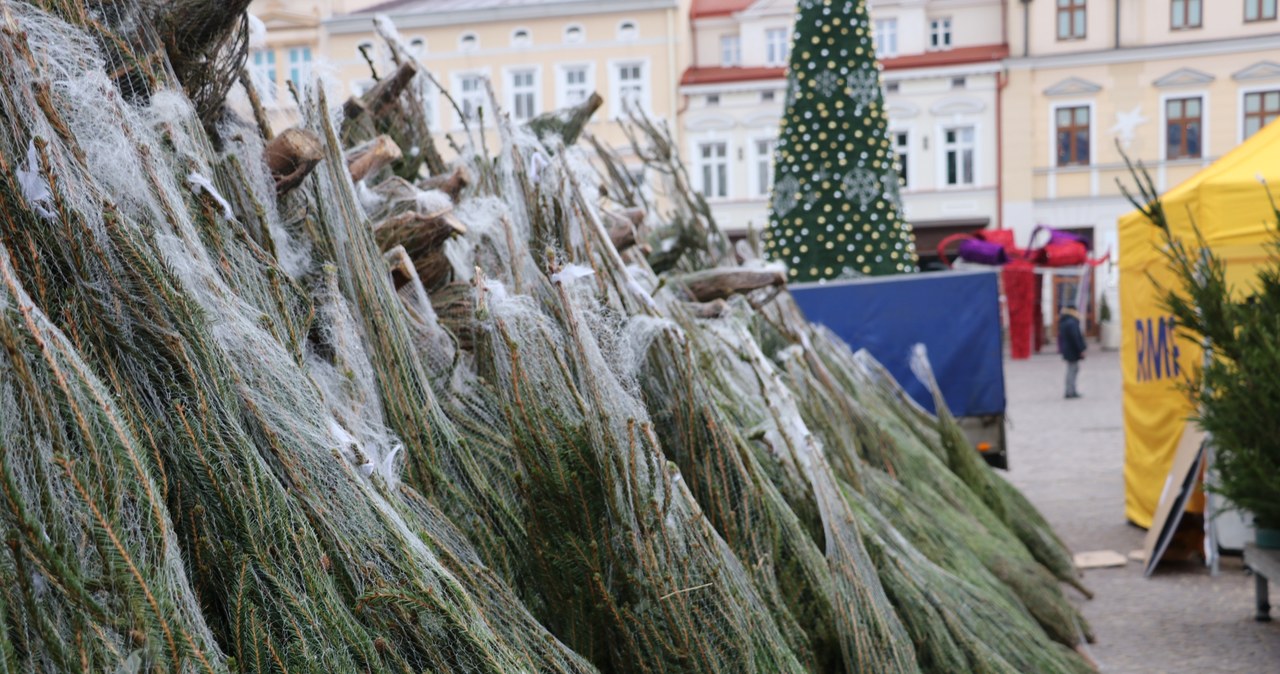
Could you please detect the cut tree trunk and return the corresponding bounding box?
[684,299,729,319]
[343,61,419,123]
[608,224,636,252]
[346,135,403,183]
[672,267,787,302]
[527,92,604,148]
[265,128,324,194]
[418,165,470,202]
[602,210,639,252]
[373,210,467,290]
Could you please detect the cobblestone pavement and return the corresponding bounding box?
[1001,349,1280,673]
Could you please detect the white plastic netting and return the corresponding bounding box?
[0,4,1095,674]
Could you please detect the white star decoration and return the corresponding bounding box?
[814,70,842,98]
[771,175,801,216]
[841,169,880,209]
[1110,106,1148,149]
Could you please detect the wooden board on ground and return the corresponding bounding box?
[1142,427,1208,577]
[1073,550,1128,569]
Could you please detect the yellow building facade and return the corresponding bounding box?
[1001,0,1280,264]
[246,0,373,126]
[319,0,692,161]
[247,0,1280,289]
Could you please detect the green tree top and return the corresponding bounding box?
[765,0,919,282]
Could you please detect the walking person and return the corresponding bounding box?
[1059,307,1087,399]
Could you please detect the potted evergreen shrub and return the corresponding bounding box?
[1098,291,1122,350]
[1121,162,1280,548]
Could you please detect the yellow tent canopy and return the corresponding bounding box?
[1118,119,1280,528]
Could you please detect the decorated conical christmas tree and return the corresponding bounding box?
[765,0,919,282]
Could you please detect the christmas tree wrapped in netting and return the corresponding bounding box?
[765,0,919,281]
[0,3,1094,672]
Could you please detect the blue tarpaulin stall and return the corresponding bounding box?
[790,268,1006,419]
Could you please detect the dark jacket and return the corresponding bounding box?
[1058,312,1087,362]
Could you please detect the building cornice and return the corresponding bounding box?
[255,9,320,30]
[733,0,796,20]
[679,59,1004,93]
[326,0,678,33]
[691,16,737,28]
[407,36,675,61]
[884,60,1004,81]
[1006,33,1280,70]
[680,78,782,95]
[881,43,1009,71]
[680,45,1006,92]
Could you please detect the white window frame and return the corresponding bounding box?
[408,37,427,58]
[556,62,595,108]
[765,28,790,66]
[626,164,647,192]
[421,76,440,131]
[750,134,778,199]
[250,48,278,104]
[929,17,953,51]
[618,20,639,41]
[1170,0,1203,29]
[287,46,312,90]
[1047,100,1097,169]
[512,27,532,48]
[1159,90,1210,161]
[564,24,585,44]
[1239,84,1280,143]
[452,70,491,129]
[505,66,541,122]
[459,32,479,53]
[890,128,911,190]
[1246,0,1278,22]
[609,58,650,118]
[938,124,977,187]
[692,137,732,201]
[721,34,741,66]
[874,18,899,58]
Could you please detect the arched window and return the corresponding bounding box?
[564,24,584,44]
[512,28,531,48]
[408,37,426,58]
[459,33,478,52]
[618,21,638,41]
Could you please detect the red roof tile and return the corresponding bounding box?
[691,0,755,19]
[681,65,786,86]
[681,44,1009,86]
[880,44,1009,70]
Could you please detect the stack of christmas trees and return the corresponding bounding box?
[0,2,1094,672]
